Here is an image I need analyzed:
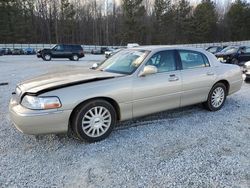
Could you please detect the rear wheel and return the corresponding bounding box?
[232,58,239,65]
[42,54,51,61]
[203,83,227,111]
[72,54,79,61]
[71,100,116,142]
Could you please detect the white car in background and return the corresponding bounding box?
[105,48,123,58]
[244,61,250,81]
[127,43,139,48]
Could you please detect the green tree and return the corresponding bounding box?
[153,0,171,44]
[121,0,146,43]
[172,0,192,43]
[60,0,76,43]
[190,0,218,43]
[226,0,250,41]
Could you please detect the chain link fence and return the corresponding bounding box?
[0,40,250,53]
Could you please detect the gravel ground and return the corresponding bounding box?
[0,55,249,187]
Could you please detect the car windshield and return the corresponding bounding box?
[51,45,57,49]
[97,49,149,74]
[220,46,238,53]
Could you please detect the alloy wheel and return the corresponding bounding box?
[73,55,79,61]
[81,106,111,138]
[211,87,225,108]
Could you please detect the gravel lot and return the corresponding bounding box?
[0,55,249,187]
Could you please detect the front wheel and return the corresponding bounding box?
[232,58,239,65]
[71,100,117,142]
[203,83,227,111]
[42,54,51,61]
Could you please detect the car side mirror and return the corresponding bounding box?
[139,65,158,77]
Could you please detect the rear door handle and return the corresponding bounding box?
[168,74,179,81]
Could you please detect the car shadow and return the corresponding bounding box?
[115,104,203,131]
[30,104,203,145]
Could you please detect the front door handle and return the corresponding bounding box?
[169,74,179,81]
[207,72,214,76]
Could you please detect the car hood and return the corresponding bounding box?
[18,68,123,95]
[37,48,50,52]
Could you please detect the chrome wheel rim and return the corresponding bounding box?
[45,55,50,60]
[82,106,111,138]
[73,55,78,60]
[211,87,225,108]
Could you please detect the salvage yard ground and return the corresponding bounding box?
[0,55,249,187]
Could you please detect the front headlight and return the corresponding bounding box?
[245,61,250,70]
[21,95,62,110]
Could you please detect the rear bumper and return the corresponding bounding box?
[246,72,250,81]
[9,98,72,135]
[228,79,243,95]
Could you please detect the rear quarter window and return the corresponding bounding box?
[72,45,82,50]
[245,47,250,53]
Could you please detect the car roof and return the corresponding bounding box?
[131,45,205,52]
[207,46,222,47]
[226,45,247,48]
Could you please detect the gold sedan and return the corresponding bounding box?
[9,46,243,142]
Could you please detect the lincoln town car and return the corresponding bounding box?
[9,46,243,142]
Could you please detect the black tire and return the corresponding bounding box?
[232,58,239,65]
[42,53,51,61]
[71,100,117,142]
[203,83,227,111]
[72,54,79,61]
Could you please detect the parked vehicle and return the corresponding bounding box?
[206,46,226,54]
[2,48,12,55]
[105,48,122,58]
[37,44,84,61]
[244,61,250,81]
[215,46,250,66]
[9,46,243,142]
[127,43,139,48]
[12,48,24,55]
[24,48,36,55]
[91,47,108,54]
[0,48,4,56]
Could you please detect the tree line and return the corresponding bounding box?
[0,0,250,45]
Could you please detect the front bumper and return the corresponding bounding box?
[37,53,42,58]
[9,97,72,135]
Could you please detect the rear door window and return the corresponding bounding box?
[178,50,209,69]
[64,45,72,51]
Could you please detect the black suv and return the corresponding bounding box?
[0,48,4,56]
[37,44,84,61]
[215,46,250,66]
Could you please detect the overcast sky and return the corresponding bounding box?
[112,0,250,5]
